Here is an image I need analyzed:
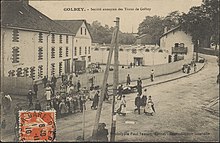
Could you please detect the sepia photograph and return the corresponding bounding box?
[0,0,219,142]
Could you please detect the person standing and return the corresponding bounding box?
[126,74,131,85]
[134,94,141,114]
[51,75,57,88]
[42,76,48,88]
[117,95,126,116]
[148,96,155,113]
[187,64,191,74]
[117,84,123,100]
[194,63,197,72]
[33,82,38,98]
[27,90,34,108]
[77,80,81,92]
[137,78,142,96]
[150,69,155,82]
[104,83,109,101]
[142,89,147,113]
[35,100,41,110]
[96,123,108,142]
[91,91,99,110]
[45,84,53,107]
[14,103,22,127]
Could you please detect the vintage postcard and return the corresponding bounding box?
[0,0,219,142]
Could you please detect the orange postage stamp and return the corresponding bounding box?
[18,110,56,142]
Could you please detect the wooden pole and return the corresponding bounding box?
[110,17,120,142]
[91,20,118,139]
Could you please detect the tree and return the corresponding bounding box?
[180,6,213,46]
[138,15,164,44]
[163,11,182,31]
[202,0,219,48]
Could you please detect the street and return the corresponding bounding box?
[55,54,219,142]
[1,54,218,142]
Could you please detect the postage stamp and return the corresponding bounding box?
[18,110,56,142]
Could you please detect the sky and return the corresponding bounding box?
[30,0,203,33]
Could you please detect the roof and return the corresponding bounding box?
[1,1,73,35]
[137,33,151,39]
[55,20,93,40]
[160,25,181,38]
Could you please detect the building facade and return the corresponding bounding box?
[160,26,194,62]
[91,45,169,66]
[1,0,79,81]
[55,20,92,74]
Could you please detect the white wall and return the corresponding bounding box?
[1,28,73,80]
[73,22,92,67]
[160,30,194,61]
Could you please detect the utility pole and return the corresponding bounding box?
[196,40,199,62]
[110,17,120,142]
[91,18,119,140]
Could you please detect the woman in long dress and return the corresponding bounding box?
[145,96,154,116]
[117,95,126,116]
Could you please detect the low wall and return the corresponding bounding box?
[76,58,192,88]
[2,59,192,95]
[2,77,33,95]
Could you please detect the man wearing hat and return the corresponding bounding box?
[134,93,141,114]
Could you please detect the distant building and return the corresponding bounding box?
[91,45,169,66]
[160,26,194,62]
[1,0,74,81]
[135,34,154,45]
[54,20,92,74]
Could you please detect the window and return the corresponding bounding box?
[180,43,185,48]
[85,47,87,54]
[158,49,163,53]
[51,63,55,76]
[85,29,87,35]
[38,65,43,79]
[79,47,82,55]
[16,68,23,77]
[8,70,15,77]
[106,48,110,51]
[23,67,29,77]
[38,47,43,60]
[59,35,62,43]
[94,48,99,51]
[30,66,35,80]
[59,62,62,76]
[145,49,150,52]
[74,47,77,56]
[51,47,55,58]
[88,56,91,62]
[88,46,91,54]
[80,27,83,35]
[66,35,68,44]
[59,47,62,57]
[119,48,123,51]
[174,43,179,47]
[66,47,69,57]
[38,32,43,43]
[12,47,20,63]
[12,29,19,42]
[51,34,55,43]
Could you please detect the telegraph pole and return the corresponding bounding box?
[110,17,120,142]
[91,18,119,140]
[196,40,199,62]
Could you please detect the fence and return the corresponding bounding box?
[2,77,33,95]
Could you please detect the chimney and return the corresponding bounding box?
[164,27,167,33]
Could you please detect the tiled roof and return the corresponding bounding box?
[54,20,93,40]
[160,26,181,38]
[1,0,73,35]
[54,20,85,34]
